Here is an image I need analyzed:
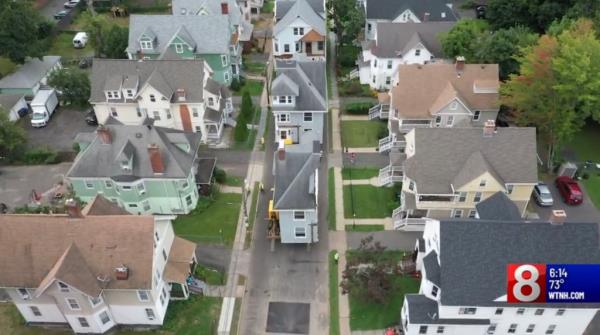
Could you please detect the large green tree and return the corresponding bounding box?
[0,109,26,161]
[0,0,45,63]
[79,11,110,56]
[48,68,91,106]
[101,25,129,59]
[485,0,575,33]
[326,0,363,45]
[440,19,489,61]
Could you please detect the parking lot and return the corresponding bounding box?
[22,107,94,152]
[532,179,600,223]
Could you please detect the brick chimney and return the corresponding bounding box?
[148,144,165,174]
[115,265,129,280]
[423,12,430,22]
[550,210,567,225]
[483,120,496,137]
[277,140,285,161]
[221,2,229,14]
[455,56,465,76]
[65,198,83,218]
[97,126,112,144]
[176,88,186,102]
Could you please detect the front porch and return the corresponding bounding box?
[300,30,326,58]
[378,164,403,186]
[165,236,198,300]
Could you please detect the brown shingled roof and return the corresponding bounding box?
[82,195,130,216]
[391,63,499,119]
[164,236,196,283]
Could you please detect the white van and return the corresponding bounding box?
[72,32,88,48]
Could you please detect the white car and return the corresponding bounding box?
[64,0,80,8]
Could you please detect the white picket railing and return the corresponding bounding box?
[368,104,381,120]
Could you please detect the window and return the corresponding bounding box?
[435,115,441,125]
[458,307,476,315]
[494,308,503,315]
[128,203,138,208]
[165,109,172,119]
[186,195,193,206]
[78,317,89,327]
[143,200,150,211]
[546,325,556,334]
[436,326,445,334]
[473,110,481,120]
[161,287,167,306]
[453,209,463,218]
[150,94,156,102]
[408,181,415,191]
[153,111,161,120]
[295,227,306,238]
[110,107,118,117]
[140,40,153,49]
[468,210,477,219]
[138,290,150,302]
[487,323,497,334]
[174,43,183,53]
[474,192,482,203]
[317,41,324,50]
[293,27,299,35]
[29,306,41,316]
[18,288,30,300]
[373,59,378,68]
[192,108,199,117]
[387,60,393,69]
[508,324,517,334]
[66,298,80,310]
[154,231,160,242]
[431,286,438,297]
[303,113,313,122]
[208,97,214,106]
[419,326,428,334]
[85,180,94,189]
[415,49,421,56]
[446,115,454,126]
[182,181,189,189]
[121,185,132,190]
[458,192,466,202]
[450,101,458,110]
[527,324,535,333]
[162,249,168,261]
[294,211,305,220]
[367,23,372,32]
[295,42,301,52]
[145,308,156,321]
[89,296,103,307]
[385,76,391,85]
[372,75,376,84]
[99,311,111,325]
[479,179,486,187]
[274,43,279,52]
[299,27,304,35]
[287,96,292,103]
[284,44,290,53]
[221,55,228,66]
[517,308,525,315]
[137,182,146,195]
[556,309,565,316]
[506,184,514,194]
[535,309,544,315]
[58,281,69,292]
[107,91,113,99]
[224,72,230,82]
[277,113,289,122]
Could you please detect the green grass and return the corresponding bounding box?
[329,251,340,335]
[173,192,242,247]
[245,182,260,249]
[194,265,225,285]
[338,79,373,97]
[327,109,333,153]
[341,121,387,148]
[222,175,244,187]
[342,167,380,180]
[233,129,258,150]
[328,168,337,230]
[234,79,264,96]
[347,251,419,331]
[564,123,600,209]
[582,175,600,209]
[244,61,267,75]
[0,57,16,77]
[343,185,400,218]
[345,224,385,232]
[262,0,274,13]
[47,32,93,60]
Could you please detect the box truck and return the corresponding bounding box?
[30,89,59,128]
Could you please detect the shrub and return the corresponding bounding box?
[72,142,80,153]
[582,173,590,180]
[345,102,375,115]
[21,148,59,165]
[377,123,389,139]
[214,168,227,184]
[230,78,242,91]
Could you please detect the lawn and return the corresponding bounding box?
[194,265,225,285]
[262,0,274,13]
[159,296,222,335]
[243,60,266,75]
[234,79,264,96]
[582,175,600,210]
[0,304,68,335]
[221,175,244,187]
[343,184,400,219]
[341,121,386,148]
[347,251,419,330]
[173,192,242,247]
[0,57,16,77]
[564,122,600,209]
[338,78,373,97]
[70,13,129,30]
[329,251,340,335]
[47,32,94,60]
[345,224,385,232]
[342,167,380,180]
[328,168,337,230]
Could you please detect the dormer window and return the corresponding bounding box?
[106,91,120,100]
[174,43,184,54]
[126,89,134,98]
[150,94,156,102]
[208,97,214,106]
[415,49,421,56]
[140,40,153,50]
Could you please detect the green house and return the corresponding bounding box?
[127,15,241,85]
[67,123,204,215]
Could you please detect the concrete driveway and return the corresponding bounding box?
[22,107,94,152]
[0,163,71,209]
[533,180,600,223]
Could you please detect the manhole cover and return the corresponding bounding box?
[266,302,310,334]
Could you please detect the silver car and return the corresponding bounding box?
[533,183,554,207]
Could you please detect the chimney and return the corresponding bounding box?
[176,88,186,102]
[277,140,285,161]
[97,125,112,144]
[148,144,165,174]
[221,2,229,14]
[550,210,567,225]
[423,12,430,22]
[483,120,496,137]
[455,56,465,76]
[65,198,83,218]
[115,265,129,280]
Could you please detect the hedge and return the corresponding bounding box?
[345,102,376,115]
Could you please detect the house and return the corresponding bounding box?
[386,126,537,230]
[171,0,254,48]
[0,93,28,121]
[273,0,326,60]
[363,0,458,40]
[358,22,454,89]
[372,60,500,153]
[0,197,197,334]
[67,123,204,215]
[238,0,264,19]
[402,218,600,335]
[271,59,327,149]
[475,191,522,221]
[89,59,234,144]
[0,56,61,97]
[127,14,241,85]
[275,0,325,20]
[271,142,321,243]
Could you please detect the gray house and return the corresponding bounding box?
[272,142,321,244]
[271,60,327,151]
[0,56,61,97]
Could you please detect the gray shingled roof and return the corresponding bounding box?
[127,15,231,55]
[0,56,61,89]
[422,250,440,286]
[273,151,320,210]
[276,0,324,19]
[475,192,522,221]
[405,295,491,325]
[0,94,24,109]
[369,22,454,58]
[273,60,326,111]
[67,124,201,180]
[271,73,300,96]
[439,220,600,307]
[403,128,538,194]
[366,0,458,21]
[90,59,207,103]
[274,0,325,36]
[171,0,249,40]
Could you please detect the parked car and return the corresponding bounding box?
[72,32,88,48]
[64,0,79,8]
[54,10,69,20]
[85,110,98,126]
[533,183,553,207]
[555,176,583,205]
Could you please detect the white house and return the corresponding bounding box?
[363,0,457,41]
[401,218,600,335]
[0,196,197,334]
[273,0,326,60]
[90,59,234,144]
[358,22,454,90]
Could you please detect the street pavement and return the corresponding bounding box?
[199,149,252,179]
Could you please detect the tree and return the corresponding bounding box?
[233,114,248,142]
[486,0,575,33]
[476,26,538,79]
[326,0,363,45]
[48,68,91,107]
[440,19,489,61]
[0,109,26,161]
[240,90,253,120]
[0,0,45,63]
[79,11,110,56]
[101,25,128,59]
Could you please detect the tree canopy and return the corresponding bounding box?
[326,0,364,45]
[48,68,91,107]
[485,0,576,33]
[0,109,26,161]
[0,0,46,63]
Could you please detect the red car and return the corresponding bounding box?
[555,176,583,205]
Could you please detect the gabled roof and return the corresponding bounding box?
[422,250,440,286]
[273,60,326,111]
[273,150,320,210]
[404,128,537,194]
[172,0,243,32]
[0,94,24,110]
[67,124,202,180]
[475,192,522,221]
[90,59,208,103]
[0,56,61,90]
[369,22,454,58]
[271,73,300,96]
[405,294,491,325]
[82,195,130,216]
[276,0,325,20]
[365,0,458,21]
[274,0,325,36]
[391,63,499,118]
[451,150,501,189]
[127,15,231,56]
